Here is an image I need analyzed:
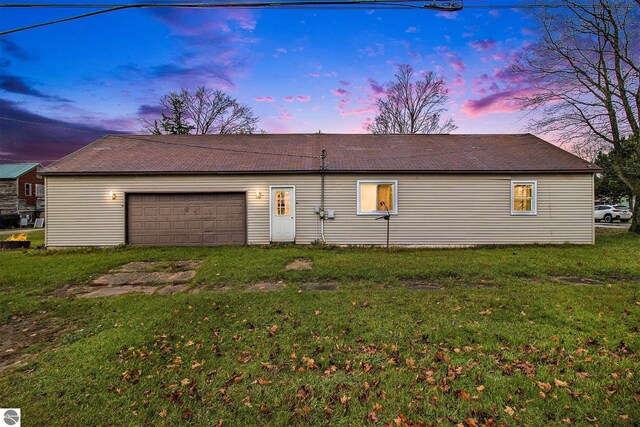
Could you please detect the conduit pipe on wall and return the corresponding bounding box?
[320,148,327,243]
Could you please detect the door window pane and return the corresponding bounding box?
[275,191,290,216]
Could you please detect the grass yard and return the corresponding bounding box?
[0,229,638,426]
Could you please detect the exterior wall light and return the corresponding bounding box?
[111,192,117,201]
[256,190,262,199]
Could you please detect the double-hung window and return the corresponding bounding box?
[511,180,537,215]
[357,180,397,215]
[24,183,32,197]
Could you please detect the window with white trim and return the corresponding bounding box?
[357,180,398,215]
[24,183,32,197]
[511,181,537,215]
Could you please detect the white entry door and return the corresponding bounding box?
[270,186,295,242]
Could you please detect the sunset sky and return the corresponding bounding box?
[0,1,541,163]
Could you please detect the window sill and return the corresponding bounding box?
[357,211,398,216]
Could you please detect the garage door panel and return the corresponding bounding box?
[127,193,246,246]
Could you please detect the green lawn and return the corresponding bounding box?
[0,229,638,426]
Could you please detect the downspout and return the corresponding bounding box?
[320,149,327,243]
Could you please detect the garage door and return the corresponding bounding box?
[127,193,246,246]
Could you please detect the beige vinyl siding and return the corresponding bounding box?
[45,173,594,247]
[45,175,320,247]
[322,174,594,245]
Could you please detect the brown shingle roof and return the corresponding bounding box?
[42,133,599,175]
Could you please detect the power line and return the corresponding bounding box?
[2,0,633,36]
[110,134,321,159]
[0,115,113,134]
[110,134,565,165]
[0,0,461,35]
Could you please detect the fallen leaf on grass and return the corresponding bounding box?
[476,385,485,392]
[340,395,351,405]
[536,381,552,392]
[259,403,271,415]
[252,378,272,385]
[504,406,515,416]
[456,390,471,400]
[464,418,480,427]
[159,409,167,417]
[554,378,568,388]
[268,325,278,336]
[181,409,193,421]
[479,309,492,316]
[367,411,379,423]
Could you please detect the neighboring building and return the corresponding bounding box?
[0,163,45,225]
[42,134,599,247]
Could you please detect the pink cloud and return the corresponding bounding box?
[309,72,320,78]
[331,88,349,96]
[358,43,385,57]
[283,96,294,102]
[461,87,533,117]
[336,100,375,116]
[449,74,465,95]
[339,80,350,87]
[297,95,311,102]
[278,107,293,121]
[367,78,385,95]
[494,67,528,85]
[276,47,288,54]
[446,52,466,72]
[488,10,500,17]
[339,107,375,116]
[469,39,499,52]
[436,11,458,20]
[255,96,274,102]
[406,26,417,33]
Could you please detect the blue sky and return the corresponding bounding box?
[0,1,540,162]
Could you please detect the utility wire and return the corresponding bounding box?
[0,0,460,35]
[2,0,633,36]
[0,115,114,134]
[110,134,321,159]
[0,110,574,162]
[109,134,564,164]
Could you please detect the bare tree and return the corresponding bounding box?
[512,0,640,232]
[144,86,260,135]
[368,64,457,134]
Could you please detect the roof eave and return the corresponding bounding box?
[40,168,600,176]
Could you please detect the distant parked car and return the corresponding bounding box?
[594,205,632,223]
